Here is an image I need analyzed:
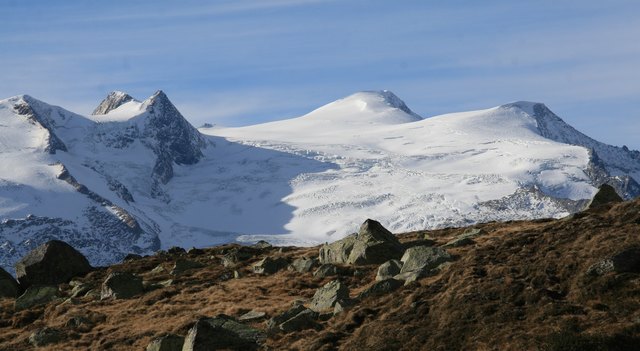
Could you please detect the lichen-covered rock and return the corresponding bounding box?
[146,334,184,351]
[252,257,289,275]
[313,263,340,278]
[100,272,143,299]
[359,278,403,298]
[15,240,92,289]
[0,267,20,298]
[279,308,320,332]
[266,304,307,331]
[375,259,403,281]
[400,246,451,274]
[252,240,272,249]
[309,280,349,312]
[290,257,318,273]
[15,285,59,311]
[319,219,403,265]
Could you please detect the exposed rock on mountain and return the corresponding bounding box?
[92,91,136,115]
[14,240,91,289]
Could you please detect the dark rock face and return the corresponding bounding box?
[290,257,318,273]
[14,240,92,289]
[100,272,143,299]
[0,267,20,298]
[146,334,184,351]
[319,219,403,265]
[182,315,265,351]
[253,257,289,275]
[15,285,59,311]
[279,308,320,332]
[375,259,403,281]
[587,247,640,276]
[12,98,67,154]
[92,91,135,115]
[400,246,451,274]
[170,259,204,275]
[587,184,623,209]
[28,327,62,347]
[310,280,349,312]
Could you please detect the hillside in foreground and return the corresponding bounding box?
[0,191,639,350]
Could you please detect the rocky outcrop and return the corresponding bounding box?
[0,267,20,298]
[170,259,204,275]
[14,240,92,289]
[319,219,403,265]
[182,315,265,351]
[399,246,451,274]
[252,257,289,275]
[100,272,143,299]
[309,280,349,312]
[375,259,403,281]
[587,184,623,209]
[290,257,318,273]
[92,91,135,115]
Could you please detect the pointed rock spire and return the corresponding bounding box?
[92,91,135,115]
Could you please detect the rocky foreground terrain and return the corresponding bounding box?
[0,186,639,350]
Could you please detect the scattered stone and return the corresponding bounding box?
[290,257,318,273]
[319,219,403,265]
[15,285,59,311]
[101,272,143,299]
[146,334,184,351]
[400,246,451,274]
[310,280,349,312]
[394,271,424,285]
[0,267,20,298]
[587,247,640,276]
[123,253,143,262]
[443,236,475,248]
[182,315,265,351]
[253,257,289,275]
[167,246,186,255]
[221,249,253,268]
[266,304,307,331]
[15,240,92,289]
[313,263,340,278]
[239,310,267,322]
[279,308,320,332]
[587,184,623,209]
[359,278,403,298]
[28,327,62,347]
[252,240,273,249]
[333,299,354,315]
[375,259,403,281]
[170,259,204,275]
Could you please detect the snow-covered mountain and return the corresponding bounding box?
[0,89,638,271]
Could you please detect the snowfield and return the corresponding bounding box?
[0,89,639,270]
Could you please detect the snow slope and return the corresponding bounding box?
[0,89,639,272]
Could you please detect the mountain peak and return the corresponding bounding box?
[93,91,136,115]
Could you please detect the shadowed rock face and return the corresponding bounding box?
[588,184,623,209]
[15,240,92,289]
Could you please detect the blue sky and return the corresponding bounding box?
[2,0,639,148]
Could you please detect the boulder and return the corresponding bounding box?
[279,308,320,332]
[28,327,62,347]
[221,249,253,268]
[100,272,143,299]
[266,304,307,331]
[400,246,451,274]
[587,247,640,276]
[252,240,273,249]
[313,264,340,278]
[239,310,266,322]
[170,259,205,275]
[393,271,424,285]
[15,285,59,311]
[443,236,475,248]
[252,257,289,275]
[359,278,403,299]
[15,240,92,288]
[290,257,318,273]
[310,280,349,312]
[187,247,205,255]
[146,334,184,351]
[319,219,403,265]
[375,259,403,281]
[182,315,265,351]
[0,267,20,298]
[587,184,623,209]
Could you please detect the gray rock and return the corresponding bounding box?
[101,272,143,299]
[252,257,289,275]
[313,263,340,278]
[290,257,318,273]
[375,259,403,281]
[28,327,62,347]
[333,299,354,315]
[70,283,91,298]
[587,184,623,209]
[400,246,451,274]
[170,259,205,275]
[443,236,475,248]
[182,315,265,351]
[239,310,266,322]
[15,240,92,289]
[0,267,20,298]
[150,265,166,274]
[279,308,320,332]
[147,334,184,351]
[266,304,307,331]
[310,280,349,312]
[15,285,59,311]
[221,249,253,268]
[319,219,403,265]
[359,278,403,299]
[251,240,273,249]
[393,271,424,285]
